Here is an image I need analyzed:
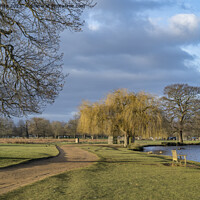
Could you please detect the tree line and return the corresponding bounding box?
[0,116,79,139]
[0,83,199,144]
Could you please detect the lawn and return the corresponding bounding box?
[134,139,200,146]
[1,144,200,200]
[0,143,59,168]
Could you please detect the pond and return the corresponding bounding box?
[143,145,200,163]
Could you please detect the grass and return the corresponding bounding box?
[1,144,200,200]
[0,143,59,168]
[133,140,200,147]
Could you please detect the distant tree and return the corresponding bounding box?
[51,121,65,138]
[77,101,96,136]
[0,0,95,117]
[0,117,14,137]
[16,120,26,137]
[65,115,79,138]
[161,84,200,143]
[191,113,200,137]
[29,117,52,137]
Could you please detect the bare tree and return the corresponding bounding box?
[0,117,14,137]
[162,84,200,143]
[0,0,94,117]
[29,117,52,137]
[66,114,79,138]
[16,119,26,137]
[51,121,65,138]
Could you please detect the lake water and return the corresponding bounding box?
[143,145,200,163]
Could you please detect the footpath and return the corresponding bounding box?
[0,145,98,195]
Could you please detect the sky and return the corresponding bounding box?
[17,0,200,123]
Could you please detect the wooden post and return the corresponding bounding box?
[75,138,79,143]
[25,120,29,139]
[108,136,114,144]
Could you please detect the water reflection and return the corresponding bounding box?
[143,145,200,163]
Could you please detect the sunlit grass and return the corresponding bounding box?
[0,144,58,168]
[1,145,200,200]
[134,140,200,146]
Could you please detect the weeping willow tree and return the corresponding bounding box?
[78,89,168,146]
[78,101,91,135]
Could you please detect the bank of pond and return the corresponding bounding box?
[143,145,200,163]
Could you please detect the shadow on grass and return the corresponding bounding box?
[0,157,30,160]
[0,146,61,170]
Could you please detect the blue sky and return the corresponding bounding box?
[17,0,200,122]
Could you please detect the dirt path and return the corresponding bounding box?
[0,145,98,195]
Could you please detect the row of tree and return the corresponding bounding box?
[78,84,200,144]
[0,116,79,139]
[1,84,199,145]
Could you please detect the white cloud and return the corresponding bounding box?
[169,14,200,35]
[148,17,163,26]
[147,13,200,43]
[88,20,100,31]
[87,12,101,31]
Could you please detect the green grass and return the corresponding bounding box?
[1,145,200,200]
[0,143,59,168]
[133,140,200,146]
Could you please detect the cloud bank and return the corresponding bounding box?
[25,0,200,122]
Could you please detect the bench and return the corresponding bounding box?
[171,150,187,166]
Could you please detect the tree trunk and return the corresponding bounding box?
[124,134,129,147]
[108,136,114,144]
[129,136,135,144]
[25,121,29,138]
[179,130,183,143]
[179,121,183,143]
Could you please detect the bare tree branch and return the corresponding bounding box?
[0,0,95,117]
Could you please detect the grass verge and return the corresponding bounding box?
[0,143,58,168]
[1,145,200,200]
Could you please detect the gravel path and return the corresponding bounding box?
[0,145,98,195]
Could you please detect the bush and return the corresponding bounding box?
[161,142,185,146]
[128,144,144,151]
